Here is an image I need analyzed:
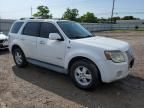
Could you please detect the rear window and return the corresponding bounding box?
[22,22,40,36]
[11,22,24,33]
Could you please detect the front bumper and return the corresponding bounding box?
[0,40,8,49]
[97,57,134,83]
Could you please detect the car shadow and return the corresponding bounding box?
[12,65,144,108]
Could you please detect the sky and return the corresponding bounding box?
[0,0,144,19]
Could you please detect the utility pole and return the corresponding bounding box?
[31,7,33,17]
[0,16,1,32]
[111,0,116,23]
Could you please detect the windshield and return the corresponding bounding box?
[57,21,93,39]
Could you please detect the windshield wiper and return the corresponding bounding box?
[87,35,93,37]
[70,35,93,39]
[80,35,93,39]
[71,37,83,39]
[70,35,84,39]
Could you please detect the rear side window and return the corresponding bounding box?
[23,22,40,36]
[11,22,24,33]
[40,23,60,38]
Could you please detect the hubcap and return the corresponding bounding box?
[74,66,92,86]
[15,51,22,65]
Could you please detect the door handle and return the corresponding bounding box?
[39,41,45,44]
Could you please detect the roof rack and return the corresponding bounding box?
[52,18,61,20]
[20,17,62,20]
[20,17,46,20]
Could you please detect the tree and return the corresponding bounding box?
[80,12,97,23]
[121,16,137,20]
[62,8,79,21]
[97,17,108,23]
[108,16,121,23]
[112,16,120,21]
[33,5,52,19]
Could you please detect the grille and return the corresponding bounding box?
[0,39,4,43]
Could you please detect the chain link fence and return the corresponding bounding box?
[0,19,15,35]
[0,19,144,35]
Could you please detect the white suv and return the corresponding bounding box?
[9,19,134,90]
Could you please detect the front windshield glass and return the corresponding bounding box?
[57,21,93,39]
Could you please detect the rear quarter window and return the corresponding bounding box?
[11,22,24,33]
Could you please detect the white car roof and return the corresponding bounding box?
[15,19,71,23]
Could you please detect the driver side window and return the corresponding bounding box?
[40,22,60,38]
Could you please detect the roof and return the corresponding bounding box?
[18,18,70,23]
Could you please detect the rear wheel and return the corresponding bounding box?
[13,48,27,67]
[70,59,101,90]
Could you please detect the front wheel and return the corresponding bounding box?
[70,59,101,90]
[13,48,27,67]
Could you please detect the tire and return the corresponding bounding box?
[70,59,101,90]
[13,48,28,67]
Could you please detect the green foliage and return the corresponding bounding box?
[33,6,140,23]
[98,16,139,23]
[97,17,108,23]
[80,12,97,23]
[111,17,121,23]
[62,8,79,21]
[33,6,52,19]
[121,16,137,20]
[105,16,121,23]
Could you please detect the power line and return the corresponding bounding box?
[115,12,144,14]
[116,8,144,11]
[95,11,144,16]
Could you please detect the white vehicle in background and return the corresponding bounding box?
[8,19,134,90]
[0,32,8,49]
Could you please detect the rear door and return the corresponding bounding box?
[20,22,40,59]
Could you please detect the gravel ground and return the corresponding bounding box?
[0,31,144,108]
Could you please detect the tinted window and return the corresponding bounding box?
[23,22,40,36]
[11,22,24,33]
[40,23,60,38]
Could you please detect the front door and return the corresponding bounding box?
[37,22,66,67]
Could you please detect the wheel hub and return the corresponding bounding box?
[74,66,92,86]
[15,51,22,65]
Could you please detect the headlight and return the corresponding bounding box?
[104,50,126,63]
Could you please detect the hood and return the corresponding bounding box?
[72,36,129,51]
[0,34,8,40]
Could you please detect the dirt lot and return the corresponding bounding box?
[0,31,144,108]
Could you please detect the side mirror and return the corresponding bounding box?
[49,33,63,41]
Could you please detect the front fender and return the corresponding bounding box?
[64,49,103,70]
